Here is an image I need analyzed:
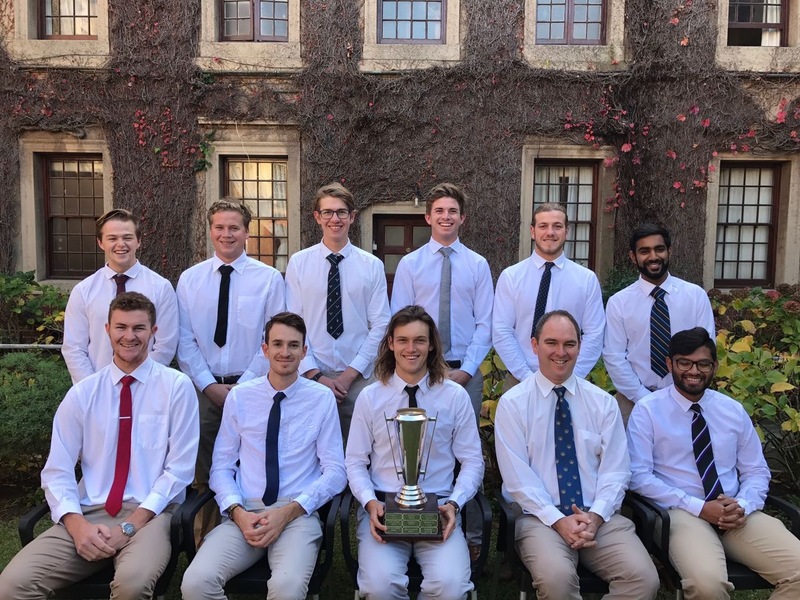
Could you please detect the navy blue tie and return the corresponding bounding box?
[690,404,724,501]
[326,254,345,339]
[554,386,584,515]
[650,286,670,378]
[214,265,234,347]
[532,262,554,337]
[262,391,286,506]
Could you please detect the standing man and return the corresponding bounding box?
[628,327,800,600]
[492,203,604,384]
[285,182,390,441]
[181,312,346,600]
[494,310,660,599]
[62,209,178,383]
[177,199,285,538]
[345,305,484,599]
[604,223,715,425]
[0,292,198,600]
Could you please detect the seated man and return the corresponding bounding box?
[495,310,659,600]
[628,327,800,600]
[345,305,484,600]
[181,312,347,600]
[0,292,199,600]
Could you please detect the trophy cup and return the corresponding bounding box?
[381,407,442,541]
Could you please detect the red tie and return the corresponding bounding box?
[105,375,135,516]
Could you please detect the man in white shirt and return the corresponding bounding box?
[181,312,346,600]
[62,209,178,383]
[177,199,286,539]
[492,203,604,384]
[285,182,390,441]
[0,292,198,600]
[495,310,659,599]
[345,305,484,600]
[604,223,715,425]
[628,327,800,600]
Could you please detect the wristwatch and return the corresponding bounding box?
[445,500,460,514]
[225,502,243,519]
[119,522,136,538]
[310,371,324,382]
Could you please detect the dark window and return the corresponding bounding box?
[379,1,445,44]
[40,0,98,39]
[224,157,289,271]
[728,0,787,46]
[374,214,428,297]
[220,0,289,41]
[715,163,779,287]
[536,0,605,45]
[532,161,597,269]
[44,155,104,279]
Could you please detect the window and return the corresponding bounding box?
[714,163,779,286]
[223,157,290,271]
[536,0,604,45]
[40,0,98,39]
[378,0,445,44]
[728,0,787,47]
[220,0,288,42]
[44,155,105,278]
[532,161,597,269]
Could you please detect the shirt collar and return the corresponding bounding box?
[427,238,462,254]
[102,261,142,280]
[668,384,709,413]
[530,251,566,270]
[265,374,303,400]
[212,251,250,274]
[389,372,433,395]
[533,370,577,398]
[636,273,674,295]
[109,357,154,385]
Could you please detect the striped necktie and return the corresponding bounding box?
[650,286,670,378]
[326,254,345,339]
[690,403,723,501]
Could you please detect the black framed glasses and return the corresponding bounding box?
[673,358,715,373]
[317,209,351,220]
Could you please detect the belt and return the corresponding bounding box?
[214,375,241,385]
[446,360,462,369]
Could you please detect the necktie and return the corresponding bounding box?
[326,253,345,339]
[553,386,584,516]
[106,375,135,516]
[438,247,454,354]
[405,385,419,408]
[531,262,555,337]
[690,404,723,501]
[112,274,130,296]
[650,286,671,378]
[263,391,286,507]
[214,265,234,348]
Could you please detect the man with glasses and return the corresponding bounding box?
[628,327,800,600]
[285,182,390,441]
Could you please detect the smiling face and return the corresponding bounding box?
[426,196,465,245]
[630,234,671,284]
[388,319,433,384]
[532,314,580,385]
[530,209,567,261]
[210,210,248,263]
[98,219,140,273]
[315,195,355,252]
[668,346,716,402]
[105,308,156,373]
[263,322,307,383]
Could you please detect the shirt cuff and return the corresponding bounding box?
[538,505,568,528]
[460,361,480,377]
[737,498,755,516]
[215,494,243,515]
[293,493,314,515]
[196,371,217,392]
[50,500,84,525]
[349,355,370,378]
[683,495,706,518]
[587,500,614,523]
[139,492,169,517]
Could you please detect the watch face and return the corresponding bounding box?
[120,522,135,537]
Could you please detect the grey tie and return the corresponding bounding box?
[438,247,454,353]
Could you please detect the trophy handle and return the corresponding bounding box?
[384,413,403,481]
[419,412,438,479]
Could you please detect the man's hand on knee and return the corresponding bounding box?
[62,513,116,561]
[366,500,388,543]
[552,505,598,550]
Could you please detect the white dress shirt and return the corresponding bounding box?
[210,375,346,515]
[345,373,484,510]
[390,238,493,376]
[603,274,715,402]
[62,261,179,383]
[627,386,770,517]
[41,358,199,524]
[176,252,285,390]
[492,252,605,381]
[495,370,629,527]
[285,241,390,377]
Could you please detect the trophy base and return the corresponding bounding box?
[380,495,443,541]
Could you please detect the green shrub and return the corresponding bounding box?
[0,272,68,344]
[0,352,71,485]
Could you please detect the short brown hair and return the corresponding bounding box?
[265,311,307,346]
[313,182,356,212]
[207,199,252,229]
[532,203,569,228]
[425,183,466,214]
[108,291,157,327]
[533,309,581,342]
[374,305,448,386]
[96,209,140,241]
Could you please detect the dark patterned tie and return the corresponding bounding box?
[690,403,724,501]
[553,386,584,515]
[214,265,234,347]
[438,247,454,353]
[112,274,130,296]
[650,286,671,378]
[532,262,555,337]
[262,391,286,507]
[326,253,345,339]
[405,385,419,408]
[106,375,135,516]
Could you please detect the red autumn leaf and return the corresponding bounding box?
[680,37,689,46]
[777,111,786,124]
[621,143,633,152]
[672,181,682,189]
[666,149,677,159]
[689,105,700,114]
[702,118,711,127]
[676,114,686,122]
[709,165,716,172]
[670,17,679,25]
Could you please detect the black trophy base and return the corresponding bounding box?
[380,494,443,541]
